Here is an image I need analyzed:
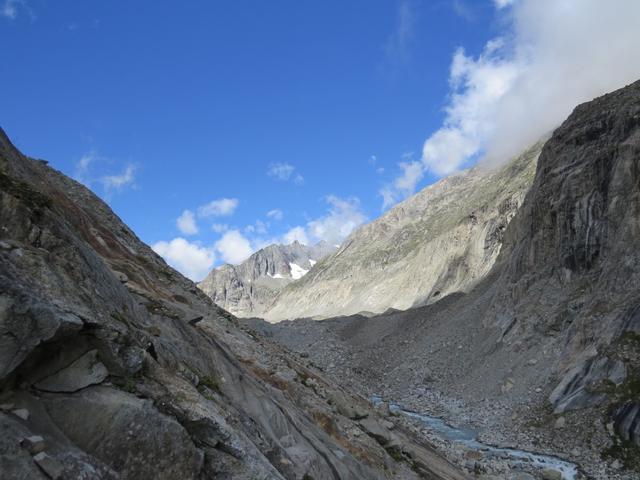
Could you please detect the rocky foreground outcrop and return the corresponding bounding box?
[198,241,334,318]
[263,140,544,322]
[0,129,467,479]
[252,80,640,479]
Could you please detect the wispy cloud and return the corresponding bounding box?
[245,220,268,235]
[74,151,137,198]
[451,0,475,21]
[379,154,424,209]
[211,223,229,233]
[267,162,304,185]
[283,226,309,245]
[1,0,34,20]
[493,0,514,9]
[383,0,418,66]
[1,0,20,19]
[74,150,97,184]
[102,164,136,192]
[197,198,239,217]
[267,209,284,221]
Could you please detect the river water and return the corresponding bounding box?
[371,395,578,480]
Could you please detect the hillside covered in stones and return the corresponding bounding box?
[0,129,467,479]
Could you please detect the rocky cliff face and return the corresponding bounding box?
[0,129,466,479]
[198,241,334,317]
[263,140,544,322]
[485,78,640,464]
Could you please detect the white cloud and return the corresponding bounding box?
[267,162,295,180]
[267,162,304,185]
[383,0,640,195]
[267,209,283,221]
[152,237,215,281]
[197,198,238,217]
[283,226,309,245]
[214,230,254,264]
[307,196,367,245]
[102,164,136,192]
[176,209,198,235]
[211,223,229,233]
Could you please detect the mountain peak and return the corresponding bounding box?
[198,240,335,317]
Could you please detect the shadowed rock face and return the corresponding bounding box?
[486,79,640,415]
[263,140,544,322]
[0,130,467,479]
[198,241,335,318]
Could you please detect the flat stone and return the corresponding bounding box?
[11,408,30,421]
[34,349,108,393]
[0,402,15,411]
[21,435,46,454]
[33,452,64,479]
[358,418,392,445]
[541,469,563,480]
[508,473,536,480]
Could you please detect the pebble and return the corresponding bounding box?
[33,452,64,479]
[11,408,30,421]
[21,435,46,454]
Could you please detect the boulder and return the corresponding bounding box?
[358,418,393,446]
[42,386,203,479]
[12,409,29,421]
[20,435,46,454]
[34,350,108,393]
[541,469,563,480]
[328,392,368,420]
[33,452,64,479]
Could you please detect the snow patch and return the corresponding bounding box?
[309,259,316,266]
[289,262,309,280]
[267,272,286,279]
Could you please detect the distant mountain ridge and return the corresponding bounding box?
[198,240,334,317]
[262,138,546,322]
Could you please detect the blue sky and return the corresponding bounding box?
[3,1,639,280]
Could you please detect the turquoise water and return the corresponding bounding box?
[370,395,578,480]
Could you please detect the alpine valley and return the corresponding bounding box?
[2,69,640,480]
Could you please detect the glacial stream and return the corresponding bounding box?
[371,395,579,480]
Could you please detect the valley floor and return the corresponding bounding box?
[244,313,640,480]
